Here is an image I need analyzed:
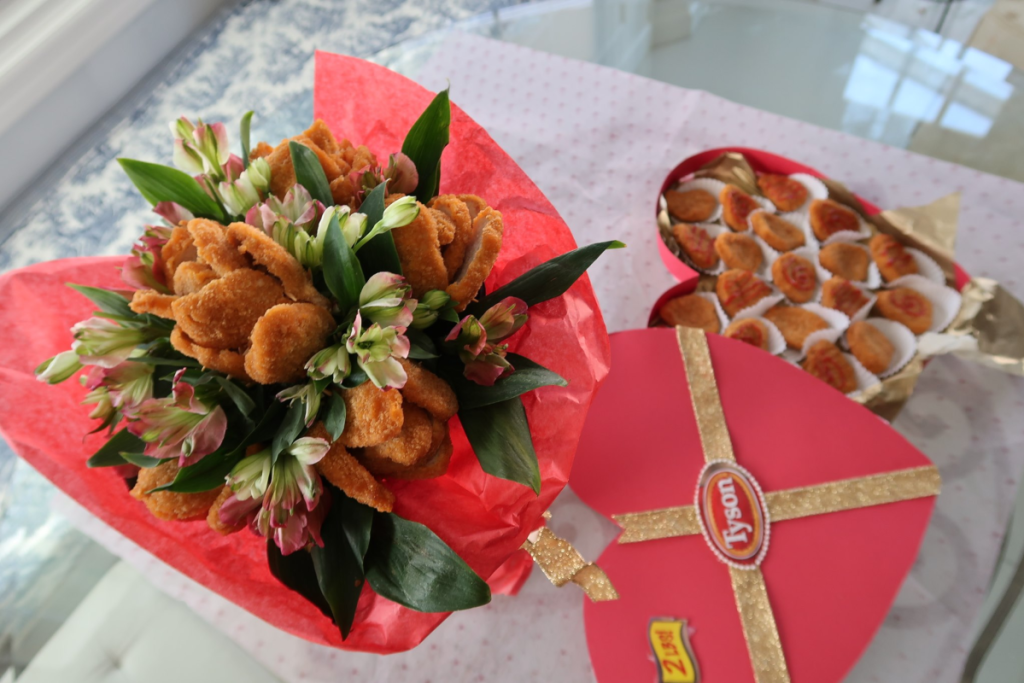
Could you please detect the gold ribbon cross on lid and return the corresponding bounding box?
[611,327,941,683]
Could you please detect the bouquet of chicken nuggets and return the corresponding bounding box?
[32,83,619,641]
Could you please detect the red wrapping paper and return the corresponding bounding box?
[0,52,610,653]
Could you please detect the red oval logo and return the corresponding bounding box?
[696,462,770,568]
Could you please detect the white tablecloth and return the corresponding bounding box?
[58,33,1024,683]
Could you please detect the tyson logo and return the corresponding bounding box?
[695,461,769,568]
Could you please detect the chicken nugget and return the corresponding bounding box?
[869,234,918,282]
[724,318,770,350]
[173,261,219,295]
[263,137,341,199]
[716,269,773,317]
[347,145,377,175]
[820,242,870,282]
[429,195,471,250]
[131,460,222,521]
[443,195,487,278]
[398,358,458,420]
[756,174,809,212]
[671,223,718,271]
[130,290,177,320]
[391,203,449,298]
[244,303,335,384]
[430,209,456,246]
[764,306,829,350]
[187,219,248,275]
[821,277,871,318]
[659,294,720,333]
[715,232,763,272]
[161,225,197,283]
[207,485,245,535]
[307,423,395,513]
[802,340,858,394]
[720,185,760,232]
[361,404,434,466]
[359,423,452,481]
[226,222,330,308]
[301,120,341,157]
[751,212,805,252]
[250,141,274,160]
[293,136,342,181]
[171,328,251,381]
[329,175,358,208]
[846,321,895,375]
[876,287,933,334]
[447,207,504,311]
[809,199,860,241]
[665,188,717,223]
[339,381,404,447]
[772,252,817,304]
[172,268,284,349]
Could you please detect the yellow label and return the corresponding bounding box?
[648,619,699,683]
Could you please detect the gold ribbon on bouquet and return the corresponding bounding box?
[521,512,619,602]
[613,327,942,683]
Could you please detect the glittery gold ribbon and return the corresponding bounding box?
[521,519,619,602]
[612,327,942,683]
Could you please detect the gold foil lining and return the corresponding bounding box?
[765,465,941,522]
[946,278,1024,376]
[677,326,736,464]
[730,568,791,683]
[695,152,760,196]
[874,193,960,286]
[614,505,702,543]
[521,526,619,602]
[614,465,940,542]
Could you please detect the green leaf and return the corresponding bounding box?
[459,397,540,494]
[272,401,306,464]
[214,376,256,417]
[118,158,225,221]
[339,494,374,564]
[87,429,145,468]
[311,492,374,639]
[127,356,201,368]
[472,240,625,312]
[406,328,438,360]
[401,89,450,203]
[355,183,402,277]
[341,366,368,389]
[322,210,365,314]
[365,512,490,612]
[446,353,566,410]
[289,141,334,207]
[123,452,170,469]
[67,284,134,318]
[439,307,460,324]
[240,111,254,169]
[324,391,347,442]
[267,539,332,618]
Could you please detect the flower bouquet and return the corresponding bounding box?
[1,53,616,651]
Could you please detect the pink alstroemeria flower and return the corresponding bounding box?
[385,152,419,195]
[345,312,410,390]
[121,225,172,292]
[359,272,416,329]
[72,317,152,368]
[446,297,529,386]
[126,369,227,466]
[153,201,194,226]
[220,437,331,555]
[83,361,154,416]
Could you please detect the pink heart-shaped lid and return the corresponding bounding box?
[572,327,936,682]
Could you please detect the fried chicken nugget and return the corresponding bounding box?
[361,404,434,466]
[226,222,330,308]
[187,219,248,275]
[430,195,472,249]
[173,261,219,295]
[130,290,177,320]
[430,209,456,246]
[171,328,251,381]
[339,381,404,447]
[307,423,395,513]
[329,175,358,208]
[359,421,452,481]
[447,207,504,311]
[263,137,342,199]
[391,202,449,298]
[244,303,334,384]
[172,268,284,349]
[207,485,244,535]
[161,225,197,283]
[301,120,341,157]
[131,460,222,521]
[250,141,274,160]
[398,358,458,420]
[443,195,485,279]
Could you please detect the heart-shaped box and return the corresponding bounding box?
[571,327,937,682]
